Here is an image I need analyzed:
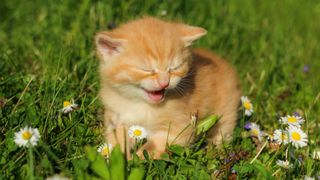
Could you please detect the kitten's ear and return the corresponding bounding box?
[95,32,127,59]
[175,24,207,47]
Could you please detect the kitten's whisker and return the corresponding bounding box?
[177,79,194,89]
[179,80,193,87]
[175,88,184,96]
[174,85,185,96]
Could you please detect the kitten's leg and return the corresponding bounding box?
[103,111,128,154]
[104,118,172,159]
[208,112,237,144]
[141,123,194,159]
[141,132,168,158]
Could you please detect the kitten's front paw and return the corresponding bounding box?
[105,125,128,154]
[138,139,167,159]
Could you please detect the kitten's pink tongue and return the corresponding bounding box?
[146,90,165,102]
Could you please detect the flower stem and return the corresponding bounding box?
[250,141,268,164]
[272,168,281,176]
[28,145,35,180]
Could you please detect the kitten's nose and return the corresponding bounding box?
[157,72,170,89]
[159,81,169,89]
[157,73,170,89]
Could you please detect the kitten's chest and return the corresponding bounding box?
[106,98,156,127]
[102,88,190,128]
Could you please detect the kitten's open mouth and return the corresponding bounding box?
[143,89,166,102]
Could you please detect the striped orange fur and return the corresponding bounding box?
[95,17,241,158]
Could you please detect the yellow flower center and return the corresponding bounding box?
[243,101,252,110]
[63,101,71,107]
[281,134,287,140]
[101,147,109,156]
[133,129,142,136]
[287,117,297,123]
[22,131,32,140]
[291,132,301,141]
[251,129,259,136]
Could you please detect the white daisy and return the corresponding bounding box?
[312,150,320,160]
[279,115,304,127]
[128,125,147,140]
[61,100,78,114]
[160,10,167,16]
[304,176,315,180]
[14,126,40,147]
[250,122,263,141]
[276,159,293,169]
[46,174,70,180]
[97,143,113,158]
[273,129,289,145]
[288,125,308,148]
[241,96,253,116]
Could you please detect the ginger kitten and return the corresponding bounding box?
[95,17,240,157]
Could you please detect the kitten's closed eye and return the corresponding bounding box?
[137,61,185,74]
[169,61,186,72]
[139,68,156,74]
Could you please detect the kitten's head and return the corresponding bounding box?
[96,17,206,104]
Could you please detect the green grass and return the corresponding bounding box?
[1,0,320,179]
